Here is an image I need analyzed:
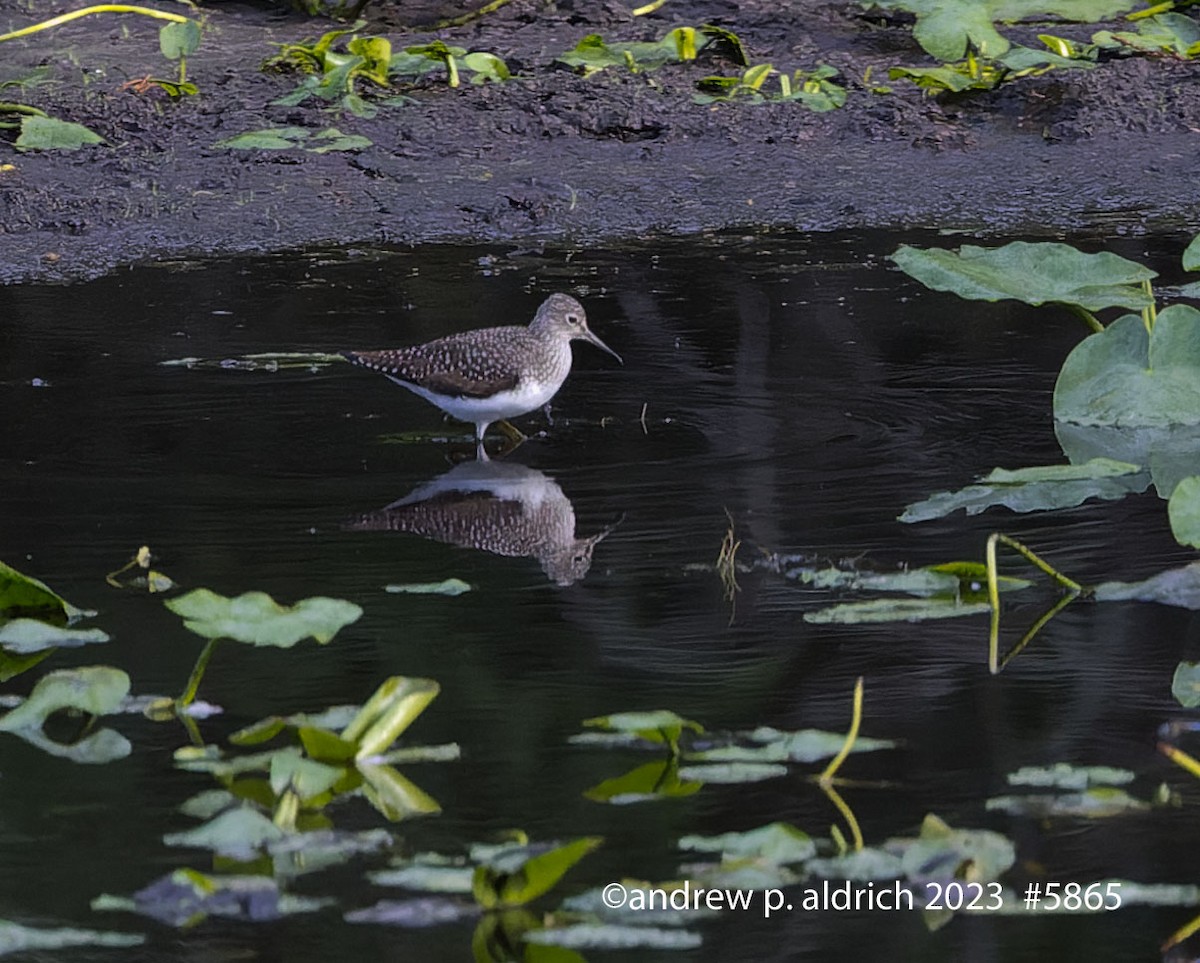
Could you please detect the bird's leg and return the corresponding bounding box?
[542,402,555,427]
[476,424,490,462]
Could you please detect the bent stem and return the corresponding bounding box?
[1142,279,1158,334]
[821,781,864,853]
[995,592,1075,672]
[986,533,1082,674]
[1058,302,1104,334]
[427,0,515,29]
[0,5,188,43]
[177,636,221,709]
[819,676,863,784]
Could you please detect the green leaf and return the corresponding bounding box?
[694,726,895,764]
[1094,13,1200,57]
[986,787,1151,817]
[0,618,109,653]
[340,675,440,759]
[384,578,471,596]
[472,837,602,909]
[1184,235,1200,273]
[162,808,286,860]
[807,847,905,880]
[804,598,991,624]
[1093,561,1200,609]
[1054,306,1200,427]
[678,823,816,864]
[16,115,104,150]
[270,749,342,801]
[583,759,704,803]
[581,709,703,750]
[900,458,1148,522]
[160,20,202,61]
[0,665,129,731]
[0,559,80,621]
[676,762,788,783]
[306,128,373,153]
[897,813,1015,882]
[1173,662,1200,707]
[357,762,442,821]
[1169,475,1200,547]
[461,52,510,83]
[524,924,702,950]
[214,128,307,150]
[164,589,361,646]
[0,921,143,955]
[369,862,475,893]
[892,242,1155,312]
[1056,421,1200,498]
[1006,763,1135,789]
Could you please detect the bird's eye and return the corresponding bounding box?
[566,313,580,325]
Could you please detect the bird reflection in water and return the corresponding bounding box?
[345,460,617,586]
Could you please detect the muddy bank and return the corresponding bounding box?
[2,0,1200,283]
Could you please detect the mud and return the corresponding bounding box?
[2,0,1199,283]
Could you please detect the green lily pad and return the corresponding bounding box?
[164,589,361,646]
[986,787,1151,817]
[6,725,131,764]
[865,0,1138,61]
[804,598,991,624]
[1094,12,1200,57]
[1184,234,1200,272]
[583,760,704,804]
[676,762,788,784]
[0,619,110,653]
[1054,306,1200,427]
[385,579,472,596]
[1006,763,1134,789]
[270,748,342,801]
[892,242,1154,312]
[1055,420,1200,498]
[0,560,86,622]
[0,920,143,955]
[1172,662,1200,707]
[473,837,602,910]
[344,897,479,926]
[370,863,475,894]
[896,813,1015,882]
[15,114,104,150]
[807,847,905,880]
[1169,476,1200,547]
[1094,562,1200,609]
[0,665,129,731]
[525,923,702,950]
[693,726,894,764]
[900,458,1148,522]
[162,807,286,860]
[93,868,331,926]
[679,823,816,864]
[581,710,703,753]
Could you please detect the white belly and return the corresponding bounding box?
[389,376,558,427]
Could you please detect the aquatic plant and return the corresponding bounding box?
[557,24,746,76]
[265,22,391,116]
[695,63,847,109]
[0,5,203,98]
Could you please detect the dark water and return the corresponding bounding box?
[2,233,1199,962]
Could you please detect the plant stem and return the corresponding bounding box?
[819,676,863,784]
[177,636,220,708]
[820,781,864,852]
[1142,279,1158,334]
[0,5,188,43]
[427,0,515,29]
[632,0,670,13]
[1126,0,1175,19]
[1058,302,1104,333]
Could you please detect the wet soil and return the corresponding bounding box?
[3,0,1200,283]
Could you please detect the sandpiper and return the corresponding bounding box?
[344,293,621,459]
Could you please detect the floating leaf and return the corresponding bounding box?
[897,813,1015,883]
[385,579,472,596]
[525,924,702,950]
[583,760,703,804]
[344,897,479,926]
[581,710,703,750]
[270,749,342,801]
[0,920,143,955]
[900,458,1148,522]
[0,619,109,652]
[358,763,442,821]
[675,762,788,784]
[1055,420,1200,498]
[341,676,440,760]
[1006,763,1135,789]
[1054,306,1200,427]
[214,128,306,150]
[15,115,104,150]
[694,726,894,764]
[94,869,331,926]
[1185,234,1200,273]
[0,560,83,621]
[0,665,129,731]
[679,823,815,864]
[164,589,361,646]
[162,808,286,860]
[804,598,991,624]
[370,863,475,894]
[1169,476,1200,548]
[1094,562,1200,609]
[473,837,602,909]
[1173,662,1200,707]
[807,847,905,880]
[892,242,1154,312]
[986,787,1151,817]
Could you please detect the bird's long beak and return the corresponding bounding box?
[583,327,623,365]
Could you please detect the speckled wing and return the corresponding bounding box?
[343,327,529,399]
